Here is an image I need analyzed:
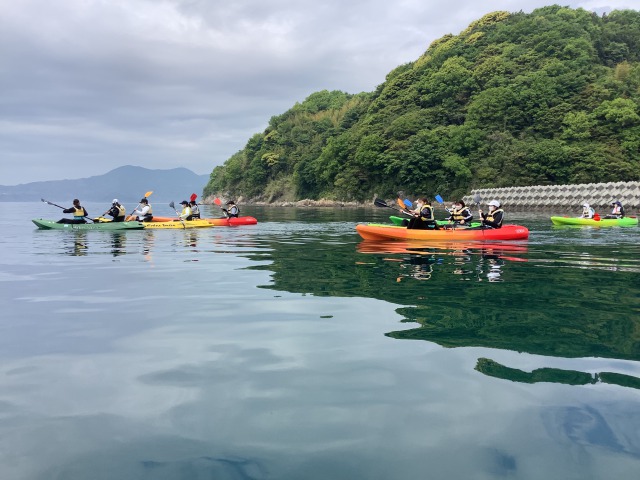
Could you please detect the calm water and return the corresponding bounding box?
[1,202,639,480]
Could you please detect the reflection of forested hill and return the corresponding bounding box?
[206,6,640,202]
[251,237,640,364]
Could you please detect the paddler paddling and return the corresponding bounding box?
[404,198,439,230]
[447,200,473,225]
[57,199,88,224]
[604,201,625,219]
[178,201,193,221]
[132,197,153,222]
[478,200,504,229]
[104,199,126,222]
[222,200,240,218]
[580,203,595,219]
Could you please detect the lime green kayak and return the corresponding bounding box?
[389,215,481,228]
[550,216,638,227]
[32,219,145,230]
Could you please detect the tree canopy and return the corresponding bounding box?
[204,6,640,202]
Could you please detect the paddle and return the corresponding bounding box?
[396,198,412,216]
[41,198,94,223]
[169,201,186,229]
[374,198,407,214]
[126,191,153,220]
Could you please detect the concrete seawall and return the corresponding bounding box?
[464,181,640,210]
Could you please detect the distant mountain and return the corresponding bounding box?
[0,166,210,203]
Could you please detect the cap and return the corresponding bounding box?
[488,200,501,208]
[112,199,118,205]
[582,203,590,207]
[180,201,189,205]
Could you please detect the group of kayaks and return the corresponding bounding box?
[355,212,637,243]
[32,215,258,231]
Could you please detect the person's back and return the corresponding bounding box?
[58,199,88,224]
[107,199,126,222]
[190,201,200,219]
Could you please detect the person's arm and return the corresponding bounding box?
[179,207,191,220]
[62,207,75,213]
[462,208,473,222]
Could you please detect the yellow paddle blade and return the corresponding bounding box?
[145,191,153,197]
[396,198,405,209]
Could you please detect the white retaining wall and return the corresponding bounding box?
[464,181,640,210]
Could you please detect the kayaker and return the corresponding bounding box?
[57,199,88,224]
[604,201,625,219]
[133,198,153,222]
[580,203,595,219]
[478,200,504,229]
[406,198,439,230]
[178,201,193,221]
[189,200,200,219]
[104,199,126,222]
[223,200,240,218]
[447,200,473,225]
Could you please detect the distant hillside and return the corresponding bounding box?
[0,166,209,203]
[204,6,640,202]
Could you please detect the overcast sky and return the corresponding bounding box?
[0,0,635,185]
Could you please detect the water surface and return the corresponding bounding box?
[1,202,639,479]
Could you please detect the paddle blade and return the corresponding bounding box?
[403,199,413,208]
[473,193,482,205]
[214,198,222,206]
[145,191,153,198]
[374,198,389,208]
[435,194,444,204]
[190,193,197,202]
[169,201,175,209]
[396,198,406,209]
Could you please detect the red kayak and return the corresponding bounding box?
[356,224,529,241]
[141,216,258,226]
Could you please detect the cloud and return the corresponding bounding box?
[0,0,636,185]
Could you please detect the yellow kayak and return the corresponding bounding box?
[142,220,214,229]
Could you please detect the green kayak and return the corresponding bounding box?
[389,215,481,228]
[550,216,638,227]
[32,219,145,230]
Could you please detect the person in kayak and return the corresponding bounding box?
[57,199,88,224]
[406,198,439,230]
[447,200,473,225]
[223,200,240,218]
[104,199,126,222]
[580,203,595,219]
[178,201,193,221]
[132,198,153,222]
[604,201,625,219]
[189,200,200,219]
[478,200,504,229]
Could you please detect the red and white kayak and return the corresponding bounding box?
[355,224,529,241]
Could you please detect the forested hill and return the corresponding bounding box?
[204,6,640,202]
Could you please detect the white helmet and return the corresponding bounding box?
[582,203,590,208]
[112,199,118,205]
[488,200,501,208]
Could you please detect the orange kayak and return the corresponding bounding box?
[356,224,529,241]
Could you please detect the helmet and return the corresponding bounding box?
[488,200,501,208]
[112,199,118,205]
[582,203,590,208]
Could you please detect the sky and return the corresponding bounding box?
[1,0,636,186]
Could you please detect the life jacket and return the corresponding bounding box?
[73,206,85,218]
[419,204,434,221]
[115,204,126,217]
[144,204,153,215]
[486,208,504,225]
[191,204,200,218]
[451,207,469,222]
[181,206,192,219]
[228,205,240,217]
